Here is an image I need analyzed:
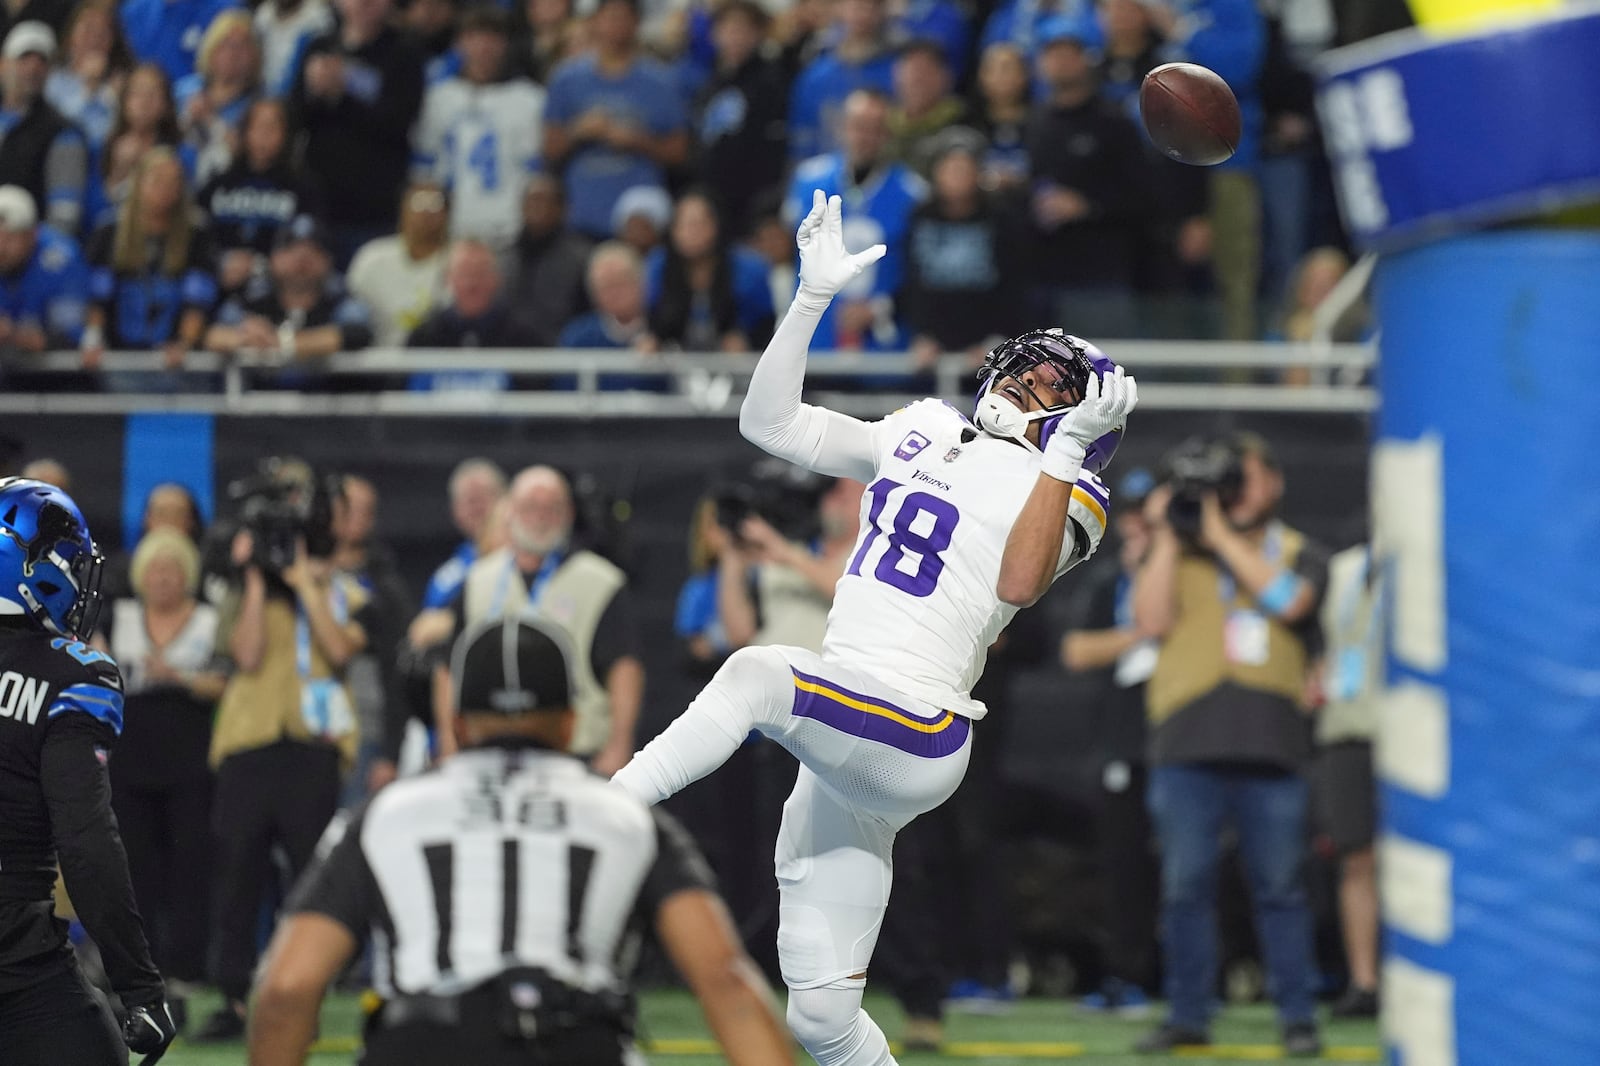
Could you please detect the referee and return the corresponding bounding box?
[248,614,793,1066]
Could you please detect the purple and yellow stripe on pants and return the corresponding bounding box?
[790,669,970,758]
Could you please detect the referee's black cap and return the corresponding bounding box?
[451,615,574,716]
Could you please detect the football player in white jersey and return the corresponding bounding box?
[412,7,545,248]
[613,190,1138,1066]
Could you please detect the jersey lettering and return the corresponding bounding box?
[0,672,48,725]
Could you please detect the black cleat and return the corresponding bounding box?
[1330,986,1379,1019]
[190,1002,247,1043]
[1283,1020,1323,1057]
[1134,1023,1211,1053]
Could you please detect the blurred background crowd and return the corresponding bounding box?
[1,0,1402,1049]
[0,0,1407,390]
[8,412,1381,1047]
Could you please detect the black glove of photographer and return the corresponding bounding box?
[123,996,179,1064]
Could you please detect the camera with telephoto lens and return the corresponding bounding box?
[711,459,830,546]
[1162,436,1245,545]
[227,458,340,574]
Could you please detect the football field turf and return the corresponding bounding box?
[165,988,1380,1065]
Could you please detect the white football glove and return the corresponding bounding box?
[793,189,886,312]
[1041,363,1140,483]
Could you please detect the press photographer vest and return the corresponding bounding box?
[1146,522,1311,727]
[462,548,624,756]
[754,550,830,653]
[210,575,366,768]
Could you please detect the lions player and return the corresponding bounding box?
[0,479,177,1065]
[615,191,1137,1066]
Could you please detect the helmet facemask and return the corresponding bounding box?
[974,329,1093,452]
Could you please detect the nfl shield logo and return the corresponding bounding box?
[943,446,961,462]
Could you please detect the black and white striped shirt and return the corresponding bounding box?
[288,738,712,998]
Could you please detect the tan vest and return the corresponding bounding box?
[1147,523,1311,725]
[754,552,831,653]
[462,547,626,755]
[211,575,367,768]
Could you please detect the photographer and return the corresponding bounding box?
[195,468,369,1044]
[440,465,641,776]
[714,470,863,653]
[1130,432,1329,1058]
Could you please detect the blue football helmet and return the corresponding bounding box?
[0,478,104,638]
[973,328,1123,473]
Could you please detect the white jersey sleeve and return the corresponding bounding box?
[412,81,456,181]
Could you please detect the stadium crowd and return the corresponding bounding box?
[12,431,1380,1055]
[0,0,1393,388]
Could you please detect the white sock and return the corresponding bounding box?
[612,646,784,806]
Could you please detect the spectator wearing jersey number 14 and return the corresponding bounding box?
[412,6,545,251]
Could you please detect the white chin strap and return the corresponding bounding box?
[974,393,1054,453]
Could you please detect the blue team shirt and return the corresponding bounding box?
[0,227,89,346]
[979,0,1091,53]
[896,0,973,79]
[785,154,928,350]
[173,75,253,130]
[543,54,688,238]
[1163,0,1264,171]
[643,246,774,341]
[121,0,244,82]
[422,540,477,610]
[787,51,895,161]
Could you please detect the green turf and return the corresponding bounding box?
[165,987,1379,1065]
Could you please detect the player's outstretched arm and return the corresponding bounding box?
[739,190,887,482]
[998,366,1138,605]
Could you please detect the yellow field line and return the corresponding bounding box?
[1174,1047,1382,1062]
[307,1035,1381,1060]
[940,1042,1088,1057]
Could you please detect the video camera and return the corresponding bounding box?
[711,459,831,546]
[1161,436,1245,545]
[226,457,340,574]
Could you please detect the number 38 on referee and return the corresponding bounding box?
[249,614,794,1066]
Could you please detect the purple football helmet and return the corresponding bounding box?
[973,328,1123,473]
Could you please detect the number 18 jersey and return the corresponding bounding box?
[822,399,1109,720]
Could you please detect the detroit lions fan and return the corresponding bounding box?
[614,190,1137,1066]
[0,478,177,1065]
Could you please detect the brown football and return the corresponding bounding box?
[1139,62,1241,166]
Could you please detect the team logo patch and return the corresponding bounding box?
[894,431,931,461]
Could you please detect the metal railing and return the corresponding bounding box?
[0,341,1378,417]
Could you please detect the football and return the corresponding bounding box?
[1139,62,1241,166]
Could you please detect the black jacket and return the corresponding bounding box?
[407,304,538,348]
[505,228,592,347]
[902,193,1022,350]
[290,27,425,229]
[197,161,325,260]
[0,99,75,224]
[694,53,790,236]
[1023,94,1150,289]
[0,627,163,1004]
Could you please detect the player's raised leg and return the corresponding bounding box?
[613,645,805,806]
[777,766,900,1066]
